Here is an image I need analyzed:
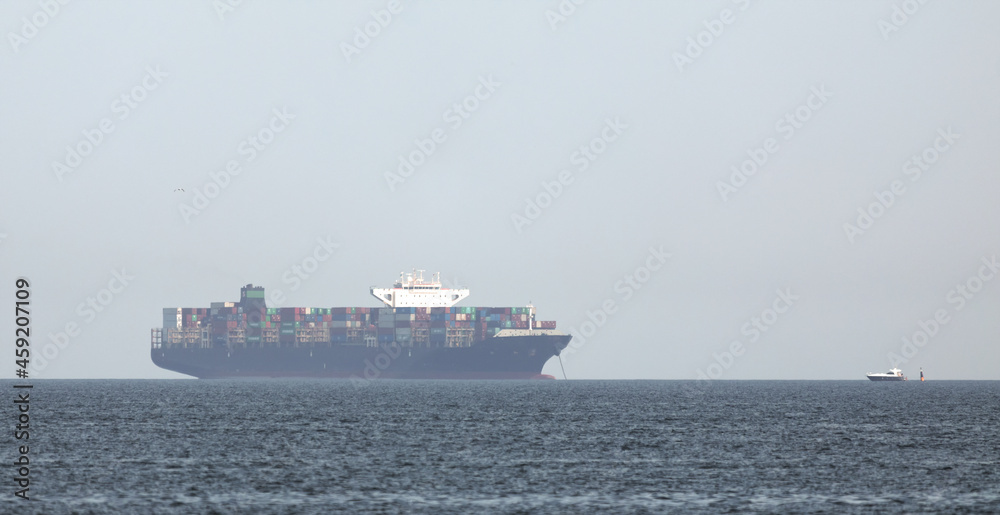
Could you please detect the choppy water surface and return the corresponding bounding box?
[2,380,998,513]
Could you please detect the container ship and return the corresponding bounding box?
[150,270,572,379]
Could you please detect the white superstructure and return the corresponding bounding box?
[370,269,470,308]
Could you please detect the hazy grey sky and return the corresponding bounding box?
[2,1,998,379]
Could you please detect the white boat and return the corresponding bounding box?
[866,367,906,381]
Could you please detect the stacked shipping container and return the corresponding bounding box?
[161,297,556,349]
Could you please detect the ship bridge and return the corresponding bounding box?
[370,269,470,308]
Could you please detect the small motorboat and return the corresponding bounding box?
[866,367,906,381]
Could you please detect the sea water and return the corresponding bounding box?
[2,379,997,513]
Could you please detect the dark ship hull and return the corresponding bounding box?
[152,333,571,380]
